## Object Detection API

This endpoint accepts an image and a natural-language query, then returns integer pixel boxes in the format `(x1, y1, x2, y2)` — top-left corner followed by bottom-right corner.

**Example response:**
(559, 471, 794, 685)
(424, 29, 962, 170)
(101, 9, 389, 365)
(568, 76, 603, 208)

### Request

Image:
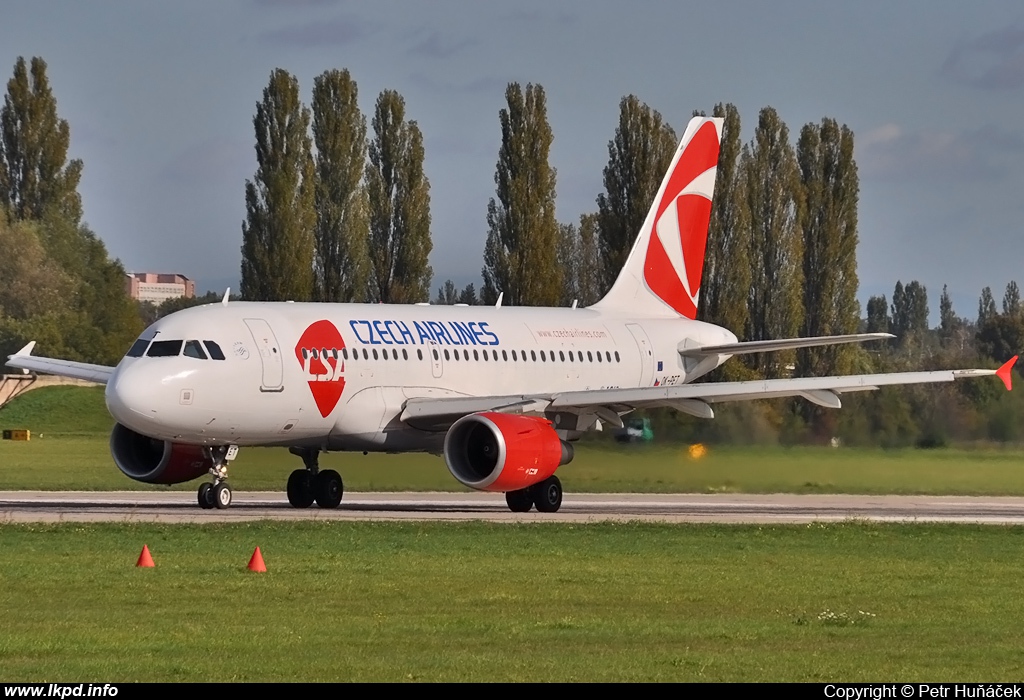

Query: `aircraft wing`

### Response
(401, 357, 1017, 429)
(4, 342, 115, 384)
(679, 332, 894, 357)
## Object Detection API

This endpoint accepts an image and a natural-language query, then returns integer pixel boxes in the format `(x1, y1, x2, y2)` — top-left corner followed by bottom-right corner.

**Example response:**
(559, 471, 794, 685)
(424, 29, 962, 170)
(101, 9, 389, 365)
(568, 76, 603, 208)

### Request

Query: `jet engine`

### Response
(110, 423, 213, 484)
(443, 412, 574, 492)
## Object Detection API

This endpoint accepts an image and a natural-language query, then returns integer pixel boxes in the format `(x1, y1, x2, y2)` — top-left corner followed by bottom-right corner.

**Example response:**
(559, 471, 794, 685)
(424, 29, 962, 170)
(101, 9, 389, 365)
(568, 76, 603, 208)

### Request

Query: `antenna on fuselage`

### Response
(495, 292, 503, 308)
(222, 288, 230, 306)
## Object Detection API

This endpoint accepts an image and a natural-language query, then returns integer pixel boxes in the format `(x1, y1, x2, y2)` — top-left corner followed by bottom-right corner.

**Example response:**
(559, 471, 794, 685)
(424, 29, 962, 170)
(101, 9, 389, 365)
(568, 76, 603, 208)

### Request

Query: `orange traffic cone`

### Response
(136, 544, 155, 568)
(247, 547, 266, 573)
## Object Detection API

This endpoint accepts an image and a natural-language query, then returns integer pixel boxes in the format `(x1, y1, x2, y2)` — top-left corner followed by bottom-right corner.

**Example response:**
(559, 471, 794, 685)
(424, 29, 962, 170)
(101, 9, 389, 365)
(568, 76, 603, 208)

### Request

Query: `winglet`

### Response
(14, 341, 36, 357)
(495, 292, 503, 308)
(996, 355, 1017, 391)
(222, 288, 230, 306)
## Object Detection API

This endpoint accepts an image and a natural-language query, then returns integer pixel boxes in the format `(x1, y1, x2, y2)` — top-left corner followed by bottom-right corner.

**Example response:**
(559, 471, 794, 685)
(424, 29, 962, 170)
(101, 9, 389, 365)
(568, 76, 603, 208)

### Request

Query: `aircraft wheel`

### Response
(198, 482, 215, 510)
(287, 469, 315, 508)
(531, 475, 563, 513)
(314, 469, 343, 509)
(505, 488, 534, 513)
(213, 482, 232, 509)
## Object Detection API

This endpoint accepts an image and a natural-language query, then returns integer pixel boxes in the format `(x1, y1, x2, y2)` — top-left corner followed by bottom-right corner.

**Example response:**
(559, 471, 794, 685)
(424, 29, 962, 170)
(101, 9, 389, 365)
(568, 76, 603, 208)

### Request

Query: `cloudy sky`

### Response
(2, 1, 1022, 322)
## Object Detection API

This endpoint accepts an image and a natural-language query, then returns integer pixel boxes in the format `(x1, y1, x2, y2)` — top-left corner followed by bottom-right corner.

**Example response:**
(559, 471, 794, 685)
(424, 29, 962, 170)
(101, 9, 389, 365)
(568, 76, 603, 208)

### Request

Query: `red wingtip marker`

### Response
(136, 544, 155, 568)
(996, 355, 1018, 391)
(248, 547, 267, 573)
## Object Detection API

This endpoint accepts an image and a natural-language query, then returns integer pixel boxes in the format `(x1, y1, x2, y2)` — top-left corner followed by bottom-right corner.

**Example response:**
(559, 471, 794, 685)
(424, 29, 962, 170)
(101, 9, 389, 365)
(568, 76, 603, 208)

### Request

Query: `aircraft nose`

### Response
(106, 363, 160, 428)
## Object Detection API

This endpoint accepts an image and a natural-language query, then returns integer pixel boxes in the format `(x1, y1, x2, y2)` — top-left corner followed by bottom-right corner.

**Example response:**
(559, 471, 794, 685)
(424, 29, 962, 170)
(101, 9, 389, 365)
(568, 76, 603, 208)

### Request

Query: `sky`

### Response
(1, 1, 1022, 324)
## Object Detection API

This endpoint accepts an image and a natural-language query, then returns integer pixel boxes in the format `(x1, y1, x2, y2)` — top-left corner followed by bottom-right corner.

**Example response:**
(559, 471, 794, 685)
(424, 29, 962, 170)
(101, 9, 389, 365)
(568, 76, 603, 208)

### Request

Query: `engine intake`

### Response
(444, 412, 573, 492)
(110, 423, 213, 484)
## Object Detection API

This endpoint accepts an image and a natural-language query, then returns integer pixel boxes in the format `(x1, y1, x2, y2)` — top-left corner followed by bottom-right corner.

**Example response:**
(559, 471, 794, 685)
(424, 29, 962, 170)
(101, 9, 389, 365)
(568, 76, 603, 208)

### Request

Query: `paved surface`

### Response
(2, 491, 1024, 524)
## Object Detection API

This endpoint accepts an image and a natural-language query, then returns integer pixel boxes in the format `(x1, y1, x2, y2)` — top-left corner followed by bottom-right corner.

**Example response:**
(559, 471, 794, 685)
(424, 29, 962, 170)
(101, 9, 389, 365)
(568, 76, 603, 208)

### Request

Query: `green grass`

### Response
(3, 386, 1024, 494)
(1, 521, 1023, 681)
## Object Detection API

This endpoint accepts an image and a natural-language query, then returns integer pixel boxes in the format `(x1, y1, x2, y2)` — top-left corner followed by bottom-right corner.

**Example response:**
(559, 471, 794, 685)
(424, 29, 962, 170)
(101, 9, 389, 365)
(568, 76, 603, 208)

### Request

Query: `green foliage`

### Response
(890, 280, 928, 347)
(482, 83, 561, 306)
(796, 118, 860, 379)
(240, 69, 316, 302)
(596, 95, 677, 294)
(365, 90, 432, 303)
(312, 69, 370, 303)
(866, 295, 889, 333)
(699, 103, 751, 333)
(741, 107, 804, 376)
(0, 57, 82, 224)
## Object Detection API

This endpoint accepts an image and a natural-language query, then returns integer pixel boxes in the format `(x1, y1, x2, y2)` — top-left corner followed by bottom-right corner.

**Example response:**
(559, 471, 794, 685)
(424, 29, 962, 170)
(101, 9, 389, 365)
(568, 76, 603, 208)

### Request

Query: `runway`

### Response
(2, 491, 1024, 524)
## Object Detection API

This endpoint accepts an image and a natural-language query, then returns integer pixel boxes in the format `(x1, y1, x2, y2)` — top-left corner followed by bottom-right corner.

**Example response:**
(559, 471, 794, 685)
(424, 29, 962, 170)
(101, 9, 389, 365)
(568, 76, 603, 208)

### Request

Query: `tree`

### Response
(741, 107, 804, 377)
(481, 83, 560, 306)
(1002, 281, 1021, 318)
(796, 117, 859, 377)
(434, 279, 458, 305)
(457, 283, 478, 306)
(240, 69, 316, 301)
(365, 90, 432, 303)
(866, 295, 890, 334)
(311, 69, 369, 303)
(939, 284, 961, 344)
(576, 213, 602, 307)
(698, 103, 750, 334)
(596, 95, 677, 293)
(978, 286, 997, 325)
(0, 57, 82, 224)
(557, 221, 580, 307)
(890, 280, 928, 343)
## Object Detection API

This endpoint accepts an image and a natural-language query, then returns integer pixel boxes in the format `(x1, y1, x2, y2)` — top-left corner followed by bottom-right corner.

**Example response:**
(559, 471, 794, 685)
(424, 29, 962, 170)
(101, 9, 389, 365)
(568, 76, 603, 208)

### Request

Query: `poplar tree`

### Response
(240, 69, 316, 301)
(576, 212, 601, 307)
(1002, 281, 1021, 318)
(891, 280, 928, 343)
(0, 56, 82, 224)
(312, 69, 369, 303)
(481, 82, 560, 306)
(698, 103, 750, 334)
(365, 89, 432, 304)
(796, 117, 859, 377)
(866, 295, 890, 334)
(978, 287, 997, 325)
(741, 107, 804, 377)
(435, 279, 458, 304)
(596, 95, 677, 293)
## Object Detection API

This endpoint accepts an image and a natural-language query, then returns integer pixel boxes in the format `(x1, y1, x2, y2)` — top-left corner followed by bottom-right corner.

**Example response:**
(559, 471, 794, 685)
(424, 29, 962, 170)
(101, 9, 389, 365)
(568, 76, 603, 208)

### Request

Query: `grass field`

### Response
(2, 385, 1024, 494)
(1, 521, 1023, 681)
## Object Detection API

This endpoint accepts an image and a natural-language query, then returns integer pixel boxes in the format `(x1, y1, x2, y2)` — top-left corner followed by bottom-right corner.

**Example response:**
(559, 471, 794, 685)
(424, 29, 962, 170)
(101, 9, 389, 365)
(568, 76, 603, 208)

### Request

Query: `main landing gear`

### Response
(198, 445, 238, 510)
(505, 475, 563, 513)
(286, 447, 343, 509)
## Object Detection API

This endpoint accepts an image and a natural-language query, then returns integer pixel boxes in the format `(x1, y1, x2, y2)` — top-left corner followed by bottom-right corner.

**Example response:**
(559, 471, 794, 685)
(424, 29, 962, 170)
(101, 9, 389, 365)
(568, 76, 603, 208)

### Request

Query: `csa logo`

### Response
(295, 320, 346, 418)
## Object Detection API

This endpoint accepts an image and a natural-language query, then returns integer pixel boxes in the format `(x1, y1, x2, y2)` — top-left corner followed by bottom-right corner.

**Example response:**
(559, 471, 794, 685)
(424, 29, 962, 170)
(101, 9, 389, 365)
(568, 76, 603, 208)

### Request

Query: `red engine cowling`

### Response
(444, 412, 573, 492)
(110, 423, 213, 484)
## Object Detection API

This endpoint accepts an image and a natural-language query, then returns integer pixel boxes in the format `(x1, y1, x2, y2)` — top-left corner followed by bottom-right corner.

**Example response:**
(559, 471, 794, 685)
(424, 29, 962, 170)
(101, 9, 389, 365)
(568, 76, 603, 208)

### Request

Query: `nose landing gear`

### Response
(197, 445, 238, 510)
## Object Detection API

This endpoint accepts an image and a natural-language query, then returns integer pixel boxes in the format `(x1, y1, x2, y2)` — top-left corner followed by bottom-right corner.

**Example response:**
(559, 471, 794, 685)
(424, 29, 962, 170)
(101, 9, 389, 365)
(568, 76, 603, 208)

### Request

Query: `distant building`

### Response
(125, 273, 195, 305)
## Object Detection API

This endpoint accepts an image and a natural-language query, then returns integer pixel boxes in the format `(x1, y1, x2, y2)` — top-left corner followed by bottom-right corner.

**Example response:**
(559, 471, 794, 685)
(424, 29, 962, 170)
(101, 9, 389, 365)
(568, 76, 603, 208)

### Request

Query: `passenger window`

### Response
(415, 349, 421, 360)
(204, 341, 226, 360)
(587, 351, 593, 362)
(464, 349, 470, 361)
(606, 351, 612, 362)
(512, 350, 517, 361)
(381, 348, 388, 361)
(597, 351, 603, 362)
(444, 349, 450, 361)
(147, 340, 183, 357)
(126, 339, 150, 357)
(540, 350, 546, 362)
(531, 351, 537, 362)
(342, 348, 349, 360)
(615, 351, 620, 362)
(502, 350, 508, 361)
(393, 349, 398, 360)
(578, 351, 584, 362)
(183, 340, 207, 360)
(568, 351, 574, 363)
(402, 349, 408, 360)
(559, 351, 565, 362)
(453, 349, 459, 361)
(432, 349, 439, 360)
(372, 349, 379, 360)
(473, 350, 479, 361)
(362, 349, 369, 360)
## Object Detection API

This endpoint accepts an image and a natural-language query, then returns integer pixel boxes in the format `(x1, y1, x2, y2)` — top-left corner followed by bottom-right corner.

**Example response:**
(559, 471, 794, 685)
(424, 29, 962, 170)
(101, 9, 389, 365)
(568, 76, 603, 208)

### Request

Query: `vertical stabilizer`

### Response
(592, 116, 723, 318)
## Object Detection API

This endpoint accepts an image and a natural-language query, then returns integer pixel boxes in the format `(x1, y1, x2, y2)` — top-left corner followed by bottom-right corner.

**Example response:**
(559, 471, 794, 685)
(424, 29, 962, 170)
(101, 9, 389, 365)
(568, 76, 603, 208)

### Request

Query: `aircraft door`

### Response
(626, 323, 655, 387)
(244, 318, 285, 392)
(428, 340, 443, 378)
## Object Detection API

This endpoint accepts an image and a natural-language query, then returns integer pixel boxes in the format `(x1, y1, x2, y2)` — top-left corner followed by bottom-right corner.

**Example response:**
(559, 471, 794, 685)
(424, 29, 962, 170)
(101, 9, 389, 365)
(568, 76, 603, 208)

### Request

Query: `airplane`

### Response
(5, 116, 1017, 512)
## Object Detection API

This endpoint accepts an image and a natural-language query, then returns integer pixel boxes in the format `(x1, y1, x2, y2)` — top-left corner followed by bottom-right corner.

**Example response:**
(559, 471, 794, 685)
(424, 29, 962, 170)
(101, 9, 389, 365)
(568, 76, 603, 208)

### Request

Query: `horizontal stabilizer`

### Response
(680, 333, 894, 357)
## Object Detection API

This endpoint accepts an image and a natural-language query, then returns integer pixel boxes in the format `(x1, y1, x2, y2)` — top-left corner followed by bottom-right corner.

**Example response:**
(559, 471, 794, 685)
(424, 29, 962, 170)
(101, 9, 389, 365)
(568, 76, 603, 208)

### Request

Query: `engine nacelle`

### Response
(110, 423, 213, 484)
(444, 412, 574, 492)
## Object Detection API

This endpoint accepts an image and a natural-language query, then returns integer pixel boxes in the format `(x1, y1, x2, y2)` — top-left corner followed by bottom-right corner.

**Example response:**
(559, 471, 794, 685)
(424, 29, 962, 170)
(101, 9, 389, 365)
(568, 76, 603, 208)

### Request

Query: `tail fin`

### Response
(592, 116, 723, 318)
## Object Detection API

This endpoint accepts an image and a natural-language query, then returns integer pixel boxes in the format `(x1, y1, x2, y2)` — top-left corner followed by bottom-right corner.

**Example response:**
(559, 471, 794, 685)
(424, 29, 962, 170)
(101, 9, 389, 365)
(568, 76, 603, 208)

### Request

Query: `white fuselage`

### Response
(105, 302, 736, 451)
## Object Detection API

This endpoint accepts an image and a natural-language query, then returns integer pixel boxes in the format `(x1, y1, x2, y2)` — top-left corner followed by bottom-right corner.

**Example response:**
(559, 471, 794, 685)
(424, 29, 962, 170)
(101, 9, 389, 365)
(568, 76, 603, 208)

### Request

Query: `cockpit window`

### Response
(126, 339, 150, 357)
(204, 340, 226, 361)
(183, 340, 208, 360)
(147, 340, 184, 357)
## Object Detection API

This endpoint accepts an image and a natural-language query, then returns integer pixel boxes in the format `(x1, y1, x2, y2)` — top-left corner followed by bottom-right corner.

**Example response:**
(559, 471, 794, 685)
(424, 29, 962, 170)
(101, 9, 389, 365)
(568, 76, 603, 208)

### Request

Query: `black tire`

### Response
(287, 469, 315, 508)
(531, 475, 563, 513)
(314, 469, 343, 509)
(198, 482, 215, 510)
(213, 481, 232, 510)
(505, 488, 534, 513)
